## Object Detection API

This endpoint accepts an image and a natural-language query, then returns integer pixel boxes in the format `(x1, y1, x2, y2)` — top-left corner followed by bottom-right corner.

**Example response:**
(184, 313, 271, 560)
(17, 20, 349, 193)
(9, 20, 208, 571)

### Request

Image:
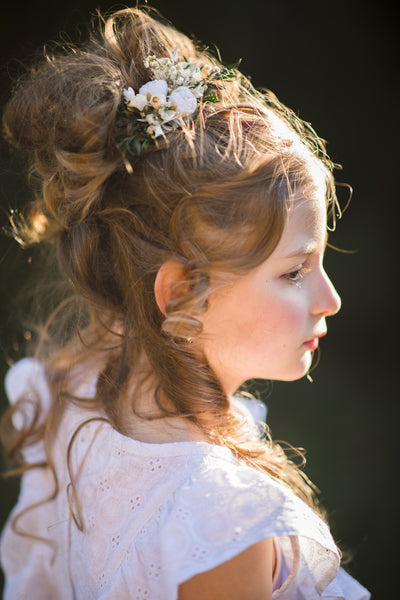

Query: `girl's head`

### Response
(3, 7, 340, 436)
(198, 190, 341, 394)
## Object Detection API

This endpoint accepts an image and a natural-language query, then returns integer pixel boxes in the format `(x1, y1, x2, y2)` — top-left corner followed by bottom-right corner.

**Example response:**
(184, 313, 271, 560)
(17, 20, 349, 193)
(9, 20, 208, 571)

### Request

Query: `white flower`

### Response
(147, 124, 164, 138)
(145, 113, 158, 125)
(150, 95, 167, 109)
(123, 87, 149, 111)
(193, 83, 206, 98)
(159, 108, 177, 123)
(187, 66, 202, 83)
(130, 94, 148, 111)
(123, 87, 136, 104)
(120, 49, 231, 154)
(139, 79, 168, 100)
(167, 46, 179, 62)
(169, 86, 197, 117)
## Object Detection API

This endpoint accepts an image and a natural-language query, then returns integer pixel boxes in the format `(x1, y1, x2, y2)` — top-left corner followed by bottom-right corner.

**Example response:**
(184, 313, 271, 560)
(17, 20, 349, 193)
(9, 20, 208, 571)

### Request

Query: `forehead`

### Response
(275, 193, 327, 257)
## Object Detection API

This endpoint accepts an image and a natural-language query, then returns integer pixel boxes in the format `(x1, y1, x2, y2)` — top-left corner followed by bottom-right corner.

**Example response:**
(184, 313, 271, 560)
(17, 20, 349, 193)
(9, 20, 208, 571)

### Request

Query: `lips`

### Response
(303, 332, 326, 351)
(303, 338, 319, 351)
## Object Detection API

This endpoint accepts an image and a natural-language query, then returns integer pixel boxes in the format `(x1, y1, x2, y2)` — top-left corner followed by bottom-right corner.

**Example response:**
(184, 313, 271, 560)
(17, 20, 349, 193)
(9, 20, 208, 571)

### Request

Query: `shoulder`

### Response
(178, 538, 274, 600)
(154, 451, 343, 596)
(4, 357, 98, 411)
(156, 451, 295, 589)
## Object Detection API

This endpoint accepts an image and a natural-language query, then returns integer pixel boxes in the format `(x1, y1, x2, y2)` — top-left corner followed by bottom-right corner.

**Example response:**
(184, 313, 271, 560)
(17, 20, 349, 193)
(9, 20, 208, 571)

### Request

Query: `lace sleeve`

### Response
(5, 358, 51, 425)
(4, 358, 52, 464)
(156, 455, 342, 598)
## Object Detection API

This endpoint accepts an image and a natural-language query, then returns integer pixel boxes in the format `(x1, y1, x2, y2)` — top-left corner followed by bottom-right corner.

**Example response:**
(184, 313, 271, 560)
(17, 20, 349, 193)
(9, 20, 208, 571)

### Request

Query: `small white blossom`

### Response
(191, 70, 203, 83)
(139, 80, 168, 100)
(185, 65, 201, 80)
(169, 86, 197, 117)
(193, 84, 206, 98)
(146, 124, 164, 138)
(167, 46, 179, 62)
(160, 108, 177, 123)
(145, 113, 158, 125)
(150, 95, 167, 109)
(123, 87, 136, 104)
(129, 94, 148, 111)
(202, 65, 213, 75)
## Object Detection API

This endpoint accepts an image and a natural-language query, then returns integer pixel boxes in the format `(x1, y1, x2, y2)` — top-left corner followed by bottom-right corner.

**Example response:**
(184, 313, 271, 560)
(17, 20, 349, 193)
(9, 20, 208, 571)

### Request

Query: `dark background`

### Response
(0, 0, 397, 597)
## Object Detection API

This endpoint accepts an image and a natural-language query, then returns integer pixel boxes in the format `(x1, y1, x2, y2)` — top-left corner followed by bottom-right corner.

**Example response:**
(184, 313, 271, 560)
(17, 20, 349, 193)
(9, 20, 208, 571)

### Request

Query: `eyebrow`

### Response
(283, 232, 329, 260)
(283, 245, 317, 259)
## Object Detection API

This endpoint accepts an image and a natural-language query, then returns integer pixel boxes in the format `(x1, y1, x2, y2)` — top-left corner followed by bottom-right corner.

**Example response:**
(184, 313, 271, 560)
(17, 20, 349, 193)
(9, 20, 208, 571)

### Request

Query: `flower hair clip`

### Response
(116, 47, 239, 160)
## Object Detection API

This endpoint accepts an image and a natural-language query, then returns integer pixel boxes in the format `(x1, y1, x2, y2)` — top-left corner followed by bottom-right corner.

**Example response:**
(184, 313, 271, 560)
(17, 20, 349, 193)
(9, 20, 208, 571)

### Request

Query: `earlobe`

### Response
(154, 261, 188, 316)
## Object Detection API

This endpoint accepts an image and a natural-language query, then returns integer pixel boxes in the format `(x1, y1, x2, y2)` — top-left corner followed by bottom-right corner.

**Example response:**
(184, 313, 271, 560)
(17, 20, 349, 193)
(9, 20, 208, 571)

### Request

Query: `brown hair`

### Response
(1, 7, 337, 523)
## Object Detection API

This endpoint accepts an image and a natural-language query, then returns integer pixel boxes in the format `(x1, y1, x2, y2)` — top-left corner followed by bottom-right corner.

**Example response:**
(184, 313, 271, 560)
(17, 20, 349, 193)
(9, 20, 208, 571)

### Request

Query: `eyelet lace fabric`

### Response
(1, 359, 370, 599)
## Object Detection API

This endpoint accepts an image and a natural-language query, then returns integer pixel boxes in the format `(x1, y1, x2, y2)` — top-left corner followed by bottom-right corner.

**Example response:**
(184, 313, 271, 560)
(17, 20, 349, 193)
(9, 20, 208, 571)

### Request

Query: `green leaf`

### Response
(134, 139, 142, 155)
(203, 94, 218, 103)
(126, 143, 136, 157)
(226, 59, 242, 70)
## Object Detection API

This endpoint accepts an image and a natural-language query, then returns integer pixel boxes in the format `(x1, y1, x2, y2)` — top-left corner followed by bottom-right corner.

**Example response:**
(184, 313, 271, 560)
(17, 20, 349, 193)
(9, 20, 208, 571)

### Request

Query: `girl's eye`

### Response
(282, 266, 310, 285)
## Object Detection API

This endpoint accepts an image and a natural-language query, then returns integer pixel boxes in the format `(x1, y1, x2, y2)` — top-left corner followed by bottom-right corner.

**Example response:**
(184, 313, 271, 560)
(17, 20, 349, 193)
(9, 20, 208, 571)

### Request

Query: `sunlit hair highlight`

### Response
(1, 6, 339, 532)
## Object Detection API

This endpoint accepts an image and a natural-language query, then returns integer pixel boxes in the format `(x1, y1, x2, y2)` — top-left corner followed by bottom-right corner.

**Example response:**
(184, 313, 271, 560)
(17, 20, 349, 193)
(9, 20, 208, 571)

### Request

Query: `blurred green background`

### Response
(0, 0, 397, 596)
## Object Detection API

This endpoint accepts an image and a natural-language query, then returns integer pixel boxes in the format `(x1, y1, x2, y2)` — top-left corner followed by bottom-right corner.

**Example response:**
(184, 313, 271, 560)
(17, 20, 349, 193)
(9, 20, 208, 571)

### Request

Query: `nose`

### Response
(312, 268, 341, 317)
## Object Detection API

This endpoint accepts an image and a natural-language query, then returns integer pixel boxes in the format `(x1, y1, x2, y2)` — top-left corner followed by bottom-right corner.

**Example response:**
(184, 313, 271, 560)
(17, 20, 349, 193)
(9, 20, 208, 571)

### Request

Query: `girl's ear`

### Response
(154, 261, 187, 316)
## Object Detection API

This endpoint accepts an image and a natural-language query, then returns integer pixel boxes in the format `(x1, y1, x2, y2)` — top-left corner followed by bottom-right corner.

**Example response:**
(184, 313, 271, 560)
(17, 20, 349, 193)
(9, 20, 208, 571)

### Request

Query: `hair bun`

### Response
(3, 8, 213, 240)
(3, 52, 124, 236)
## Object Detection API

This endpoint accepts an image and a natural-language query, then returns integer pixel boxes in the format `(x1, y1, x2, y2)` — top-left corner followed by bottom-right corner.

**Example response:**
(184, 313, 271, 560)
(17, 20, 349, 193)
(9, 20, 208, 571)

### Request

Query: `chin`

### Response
(236, 353, 313, 387)
(273, 355, 313, 382)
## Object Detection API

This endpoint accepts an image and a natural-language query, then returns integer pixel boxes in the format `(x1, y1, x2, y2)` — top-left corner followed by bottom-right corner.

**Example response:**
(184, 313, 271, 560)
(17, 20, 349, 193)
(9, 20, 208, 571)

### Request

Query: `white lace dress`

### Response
(1, 359, 370, 599)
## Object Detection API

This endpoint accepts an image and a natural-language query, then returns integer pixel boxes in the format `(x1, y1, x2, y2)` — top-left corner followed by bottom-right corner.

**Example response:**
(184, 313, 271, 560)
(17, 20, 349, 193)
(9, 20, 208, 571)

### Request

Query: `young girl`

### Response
(0, 7, 370, 599)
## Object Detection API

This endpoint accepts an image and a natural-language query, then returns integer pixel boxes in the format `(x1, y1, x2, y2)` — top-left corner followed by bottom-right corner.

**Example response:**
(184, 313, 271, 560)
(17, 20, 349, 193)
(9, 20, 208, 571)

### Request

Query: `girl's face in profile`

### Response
(200, 190, 341, 394)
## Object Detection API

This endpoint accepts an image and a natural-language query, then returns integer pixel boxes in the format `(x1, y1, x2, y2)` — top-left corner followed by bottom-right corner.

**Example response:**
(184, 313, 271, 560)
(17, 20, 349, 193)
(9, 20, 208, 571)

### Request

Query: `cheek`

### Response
(200, 282, 310, 387)
(202, 281, 307, 366)
(249, 289, 305, 347)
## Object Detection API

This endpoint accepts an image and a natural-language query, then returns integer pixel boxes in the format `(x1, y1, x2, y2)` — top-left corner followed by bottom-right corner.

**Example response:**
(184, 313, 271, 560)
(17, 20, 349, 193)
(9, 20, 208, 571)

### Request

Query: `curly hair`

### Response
(1, 7, 338, 522)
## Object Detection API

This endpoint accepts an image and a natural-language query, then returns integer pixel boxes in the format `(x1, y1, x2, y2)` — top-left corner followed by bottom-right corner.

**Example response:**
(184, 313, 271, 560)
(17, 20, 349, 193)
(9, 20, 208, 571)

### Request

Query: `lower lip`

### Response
(303, 338, 319, 351)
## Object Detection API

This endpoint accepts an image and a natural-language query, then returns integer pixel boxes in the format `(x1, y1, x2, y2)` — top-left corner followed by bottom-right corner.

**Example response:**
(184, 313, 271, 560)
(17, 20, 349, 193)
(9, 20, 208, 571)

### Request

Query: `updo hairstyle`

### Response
(2, 7, 337, 508)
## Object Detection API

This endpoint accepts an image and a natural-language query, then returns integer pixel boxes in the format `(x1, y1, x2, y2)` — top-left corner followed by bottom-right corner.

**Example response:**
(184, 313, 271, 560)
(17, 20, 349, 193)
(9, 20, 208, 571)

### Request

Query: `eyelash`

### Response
(282, 266, 310, 285)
